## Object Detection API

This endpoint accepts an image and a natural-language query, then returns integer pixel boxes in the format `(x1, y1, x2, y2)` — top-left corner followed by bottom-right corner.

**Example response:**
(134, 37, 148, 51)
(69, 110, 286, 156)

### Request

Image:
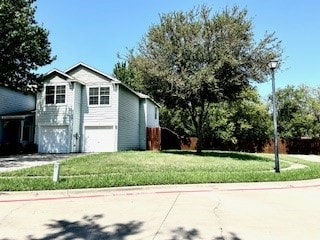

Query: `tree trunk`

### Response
(196, 129, 203, 154)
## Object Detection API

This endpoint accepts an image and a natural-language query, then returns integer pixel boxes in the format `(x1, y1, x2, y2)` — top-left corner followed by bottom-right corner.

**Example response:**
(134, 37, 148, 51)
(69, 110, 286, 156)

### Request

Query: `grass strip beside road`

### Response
(0, 150, 319, 191)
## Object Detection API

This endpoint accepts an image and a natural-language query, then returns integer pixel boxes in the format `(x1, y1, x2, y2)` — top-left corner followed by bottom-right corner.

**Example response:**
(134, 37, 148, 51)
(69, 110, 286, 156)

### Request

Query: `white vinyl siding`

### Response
(81, 85, 117, 125)
(80, 84, 118, 152)
(68, 66, 119, 152)
(138, 98, 160, 150)
(0, 86, 35, 115)
(67, 66, 109, 85)
(71, 82, 82, 152)
(35, 63, 159, 153)
(36, 79, 73, 125)
(139, 98, 147, 150)
(118, 86, 140, 151)
(146, 99, 160, 128)
(35, 76, 73, 150)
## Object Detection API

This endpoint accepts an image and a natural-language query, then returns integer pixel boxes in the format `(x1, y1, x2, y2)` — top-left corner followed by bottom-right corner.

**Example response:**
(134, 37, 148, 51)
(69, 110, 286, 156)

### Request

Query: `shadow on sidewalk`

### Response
(168, 227, 242, 240)
(3, 214, 242, 240)
(25, 214, 143, 240)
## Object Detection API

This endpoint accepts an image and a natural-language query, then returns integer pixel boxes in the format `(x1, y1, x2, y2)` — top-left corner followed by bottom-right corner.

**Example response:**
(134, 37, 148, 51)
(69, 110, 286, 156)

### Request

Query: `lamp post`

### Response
(269, 59, 280, 173)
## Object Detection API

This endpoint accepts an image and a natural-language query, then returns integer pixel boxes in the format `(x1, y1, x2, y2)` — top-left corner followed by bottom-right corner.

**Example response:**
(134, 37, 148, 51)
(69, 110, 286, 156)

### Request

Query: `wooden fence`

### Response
(263, 138, 320, 155)
(148, 127, 320, 154)
(147, 127, 161, 150)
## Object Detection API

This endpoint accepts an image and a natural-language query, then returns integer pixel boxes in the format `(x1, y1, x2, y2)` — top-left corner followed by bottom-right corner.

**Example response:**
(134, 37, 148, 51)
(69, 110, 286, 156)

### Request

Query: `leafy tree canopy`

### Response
(273, 85, 320, 138)
(209, 87, 272, 151)
(112, 61, 144, 92)
(0, 0, 55, 92)
(128, 5, 283, 152)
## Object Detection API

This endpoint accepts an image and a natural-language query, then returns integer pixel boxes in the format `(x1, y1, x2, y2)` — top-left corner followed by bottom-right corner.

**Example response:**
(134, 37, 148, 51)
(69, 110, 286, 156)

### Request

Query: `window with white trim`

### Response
(89, 87, 110, 105)
(45, 85, 66, 104)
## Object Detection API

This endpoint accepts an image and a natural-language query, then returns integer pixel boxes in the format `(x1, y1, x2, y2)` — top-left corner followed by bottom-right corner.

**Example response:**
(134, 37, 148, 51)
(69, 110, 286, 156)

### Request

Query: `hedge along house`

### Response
(0, 86, 36, 153)
(35, 62, 160, 153)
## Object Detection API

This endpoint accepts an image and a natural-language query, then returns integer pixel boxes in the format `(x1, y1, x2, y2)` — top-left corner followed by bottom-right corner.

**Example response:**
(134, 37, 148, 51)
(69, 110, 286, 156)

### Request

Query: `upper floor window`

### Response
(45, 85, 66, 104)
(89, 87, 110, 105)
(155, 107, 158, 120)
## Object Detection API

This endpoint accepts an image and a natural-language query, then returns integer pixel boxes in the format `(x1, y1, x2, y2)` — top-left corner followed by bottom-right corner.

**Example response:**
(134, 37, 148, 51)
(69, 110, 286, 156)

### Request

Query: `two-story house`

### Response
(35, 63, 160, 153)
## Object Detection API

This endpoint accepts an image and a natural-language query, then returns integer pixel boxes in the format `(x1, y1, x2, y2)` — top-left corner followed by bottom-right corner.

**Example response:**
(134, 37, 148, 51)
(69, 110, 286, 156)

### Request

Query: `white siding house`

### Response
(35, 63, 160, 153)
(0, 86, 36, 152)
(137, 93, 160, 149)
(118, 86, 140, 151)
(35, 70, 77, 153)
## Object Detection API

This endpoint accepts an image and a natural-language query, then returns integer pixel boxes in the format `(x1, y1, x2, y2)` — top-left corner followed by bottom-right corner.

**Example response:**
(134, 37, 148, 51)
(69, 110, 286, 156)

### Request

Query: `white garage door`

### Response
(39, 126, 69, 153)
(84, 126, 115, 152)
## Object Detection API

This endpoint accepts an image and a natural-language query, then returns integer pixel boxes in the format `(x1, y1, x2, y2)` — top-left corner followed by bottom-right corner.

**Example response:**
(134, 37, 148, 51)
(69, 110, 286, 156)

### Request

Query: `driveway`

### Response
(0, 153, 78, 172)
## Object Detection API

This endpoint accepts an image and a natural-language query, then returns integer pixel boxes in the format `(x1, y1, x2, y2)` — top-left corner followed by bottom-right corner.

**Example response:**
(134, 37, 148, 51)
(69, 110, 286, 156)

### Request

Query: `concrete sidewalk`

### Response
(291, 154, 320, 162)
(1, 180, 320, 240)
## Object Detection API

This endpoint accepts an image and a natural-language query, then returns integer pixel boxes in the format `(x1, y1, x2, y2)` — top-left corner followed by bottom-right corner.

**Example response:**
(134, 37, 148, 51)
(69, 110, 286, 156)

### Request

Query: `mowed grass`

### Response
(0, 150, 319, 191)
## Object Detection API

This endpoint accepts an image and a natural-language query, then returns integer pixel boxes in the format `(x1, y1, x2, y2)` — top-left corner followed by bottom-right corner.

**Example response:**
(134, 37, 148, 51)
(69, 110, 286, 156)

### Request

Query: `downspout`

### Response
(79, 84, 84, 152)
(114, 83, 119, 151)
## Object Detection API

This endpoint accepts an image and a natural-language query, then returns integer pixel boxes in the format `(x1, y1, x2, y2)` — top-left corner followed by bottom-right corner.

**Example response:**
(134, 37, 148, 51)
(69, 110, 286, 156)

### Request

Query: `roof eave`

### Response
(65, 62, 121, 83)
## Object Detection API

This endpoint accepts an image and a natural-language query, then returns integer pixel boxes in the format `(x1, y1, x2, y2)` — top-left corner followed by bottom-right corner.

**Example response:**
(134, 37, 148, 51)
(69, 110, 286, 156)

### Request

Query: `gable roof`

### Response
(136, 92, 161, 107)
(45, 68, 85, 85)
(65, 62, 161, 105)
(46, 69, 73, 80)
(65, 62, 121, 84)
(45, 62, 160, 107)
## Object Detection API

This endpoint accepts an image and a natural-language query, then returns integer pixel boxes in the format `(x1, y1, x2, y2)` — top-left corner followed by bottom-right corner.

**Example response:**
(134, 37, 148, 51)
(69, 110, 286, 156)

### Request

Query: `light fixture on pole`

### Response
(269, 59, 280, 173)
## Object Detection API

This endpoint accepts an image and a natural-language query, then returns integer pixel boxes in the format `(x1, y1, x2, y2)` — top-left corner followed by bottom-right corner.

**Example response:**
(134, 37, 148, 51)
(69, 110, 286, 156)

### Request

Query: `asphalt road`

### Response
(1, 180, 320, 240)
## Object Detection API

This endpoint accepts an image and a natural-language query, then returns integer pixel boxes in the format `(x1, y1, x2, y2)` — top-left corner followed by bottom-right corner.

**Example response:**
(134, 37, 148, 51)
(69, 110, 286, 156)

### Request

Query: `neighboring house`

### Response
(35, 62, 160, 153)
(0, 86, 36, 151)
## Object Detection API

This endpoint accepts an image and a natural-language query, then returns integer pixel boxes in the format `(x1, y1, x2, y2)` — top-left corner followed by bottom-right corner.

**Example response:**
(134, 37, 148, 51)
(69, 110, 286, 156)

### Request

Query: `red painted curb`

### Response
(1, 183, 319, 203)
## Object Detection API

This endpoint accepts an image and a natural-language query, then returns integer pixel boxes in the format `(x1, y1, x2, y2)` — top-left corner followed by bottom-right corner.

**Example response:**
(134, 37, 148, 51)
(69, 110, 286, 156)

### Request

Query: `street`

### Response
(1, 180, 320, 240)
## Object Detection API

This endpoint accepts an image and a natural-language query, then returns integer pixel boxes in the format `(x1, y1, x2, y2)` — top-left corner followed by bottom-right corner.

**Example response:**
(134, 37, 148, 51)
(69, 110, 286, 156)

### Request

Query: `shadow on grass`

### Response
(161, 150, 271, 162)
(26, 214, 143, 240)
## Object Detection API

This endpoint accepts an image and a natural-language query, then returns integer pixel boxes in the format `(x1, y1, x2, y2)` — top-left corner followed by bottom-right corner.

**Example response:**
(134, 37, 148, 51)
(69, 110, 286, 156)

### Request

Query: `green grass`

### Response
(0, 150, 319, 191)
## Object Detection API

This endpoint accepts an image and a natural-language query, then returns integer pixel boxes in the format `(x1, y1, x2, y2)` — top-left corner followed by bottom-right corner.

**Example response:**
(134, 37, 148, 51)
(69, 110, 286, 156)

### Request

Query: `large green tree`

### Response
(129, 5, 282, 152)
(158, 87, 272, 152)
(0, 0, 54, 92)
(209, 87, 272, 151)
(112, 61, 144, 92)
(273, 85, 320, 138)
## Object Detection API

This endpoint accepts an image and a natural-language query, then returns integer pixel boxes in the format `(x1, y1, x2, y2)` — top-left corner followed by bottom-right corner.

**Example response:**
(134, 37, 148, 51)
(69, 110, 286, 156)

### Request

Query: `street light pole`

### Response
(269, 60, 280, 173)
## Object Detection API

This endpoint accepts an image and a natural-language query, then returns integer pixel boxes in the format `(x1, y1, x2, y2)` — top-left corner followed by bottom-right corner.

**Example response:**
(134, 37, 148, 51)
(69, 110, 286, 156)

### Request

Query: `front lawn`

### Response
(0, 150, 319, 191)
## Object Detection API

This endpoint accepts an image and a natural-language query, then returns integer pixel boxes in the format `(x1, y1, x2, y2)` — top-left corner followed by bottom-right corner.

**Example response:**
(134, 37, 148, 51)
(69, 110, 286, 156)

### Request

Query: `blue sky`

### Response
(35, 0, 320, 99)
